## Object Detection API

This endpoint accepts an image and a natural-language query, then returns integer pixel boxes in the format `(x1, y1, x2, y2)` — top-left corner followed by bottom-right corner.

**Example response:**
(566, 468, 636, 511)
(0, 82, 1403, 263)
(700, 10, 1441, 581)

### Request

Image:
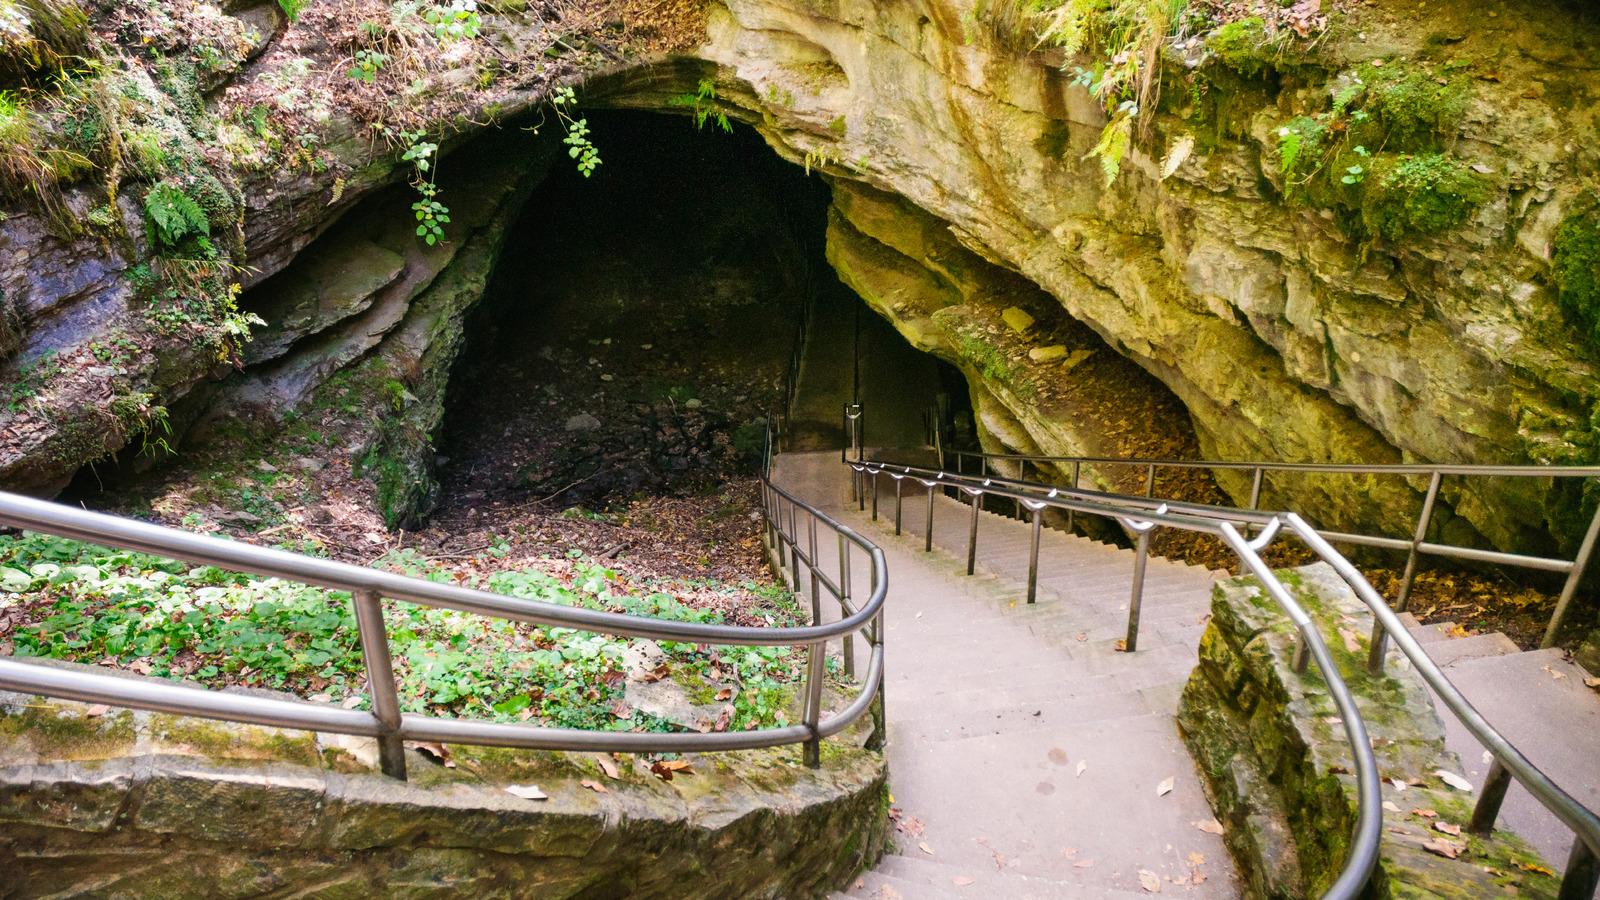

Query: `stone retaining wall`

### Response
(0, 660, 888, 899)
(1178, 563, 1560, 899)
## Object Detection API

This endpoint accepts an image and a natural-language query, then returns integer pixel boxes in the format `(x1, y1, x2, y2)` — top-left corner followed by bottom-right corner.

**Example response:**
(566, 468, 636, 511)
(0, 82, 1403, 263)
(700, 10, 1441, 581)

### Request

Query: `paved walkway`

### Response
(771, 452, 1238, 898)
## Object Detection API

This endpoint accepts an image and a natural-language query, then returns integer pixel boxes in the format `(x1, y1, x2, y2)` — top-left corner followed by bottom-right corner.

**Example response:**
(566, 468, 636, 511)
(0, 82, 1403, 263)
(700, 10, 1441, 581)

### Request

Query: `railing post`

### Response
(1125, 528, 1151, 652)
(352, 588, 406, 781)
(789, 501, 801, 591)
(967, 490, 981, 575)
(1559, 837, 1600, 900)
(808, 512, 821, 623)
(1541, 500, 1600, 649)
(871, 470, 879, 521)
(1145, 463, 1156, 498)
(839, 533, 854, 679)
(1370, 470, 1444, 672)
(802, 639, 825, 768)
(1468, 758, 1513, 835)
(1027, 505, 1043, 604)
(1249, 466, 1264, 511)
(1396, 470, 1444, 613)
(1068, 461, 1079, 533)
(925, 484, 935, 552)
(894, 476, 903, 536)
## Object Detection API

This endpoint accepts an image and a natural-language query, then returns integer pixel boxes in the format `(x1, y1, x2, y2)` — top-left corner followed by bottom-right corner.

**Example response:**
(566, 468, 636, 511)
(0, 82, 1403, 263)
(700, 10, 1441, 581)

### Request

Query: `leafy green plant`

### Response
(1340, 145, 1369, 185)
(551, 86, 601, 177)
(669, 78, 731, 132)
(421, 0, 481, 41)
(143, 182, 210, 256)
(347, 48, 389, 82)
(0, 533, 814, 731)
(277, 0, 310, 24)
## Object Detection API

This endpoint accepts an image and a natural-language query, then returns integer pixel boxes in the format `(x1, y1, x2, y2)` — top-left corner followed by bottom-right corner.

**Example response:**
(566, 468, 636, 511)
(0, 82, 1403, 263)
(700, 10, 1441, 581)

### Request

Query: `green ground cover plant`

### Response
(0, 532, 817, 732)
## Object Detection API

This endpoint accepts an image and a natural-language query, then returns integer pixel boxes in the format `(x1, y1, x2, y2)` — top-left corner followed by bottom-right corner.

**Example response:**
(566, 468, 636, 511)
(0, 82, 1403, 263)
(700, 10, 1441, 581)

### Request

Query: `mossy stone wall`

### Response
(0, 660, 888, 899)
(1177, 564, 1560, 899)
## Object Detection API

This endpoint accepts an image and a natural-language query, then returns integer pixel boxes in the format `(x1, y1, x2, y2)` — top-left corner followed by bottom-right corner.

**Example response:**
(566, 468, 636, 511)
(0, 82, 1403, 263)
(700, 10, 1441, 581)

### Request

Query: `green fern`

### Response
(144, 182, 209, 250)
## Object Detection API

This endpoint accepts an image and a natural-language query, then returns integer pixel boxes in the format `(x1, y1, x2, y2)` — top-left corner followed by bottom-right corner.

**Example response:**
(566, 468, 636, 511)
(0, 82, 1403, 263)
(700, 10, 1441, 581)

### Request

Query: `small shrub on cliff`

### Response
(1553, 194, 1600, 349)
(1367, 66, 1468, 152)
(1358, 153, 1487, 241)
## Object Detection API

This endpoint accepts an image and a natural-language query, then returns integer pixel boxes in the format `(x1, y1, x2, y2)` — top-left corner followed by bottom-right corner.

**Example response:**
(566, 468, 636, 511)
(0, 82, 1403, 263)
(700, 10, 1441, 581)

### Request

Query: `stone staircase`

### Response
(773, 450, 1600, 897)
(771, 453, 1240, 898)
(1397, 612, 1600, 872)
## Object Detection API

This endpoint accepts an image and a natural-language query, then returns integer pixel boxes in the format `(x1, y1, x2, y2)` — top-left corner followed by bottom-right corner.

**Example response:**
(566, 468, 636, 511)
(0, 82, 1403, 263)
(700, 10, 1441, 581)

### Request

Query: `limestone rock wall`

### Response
(605, 0, 1600, 556)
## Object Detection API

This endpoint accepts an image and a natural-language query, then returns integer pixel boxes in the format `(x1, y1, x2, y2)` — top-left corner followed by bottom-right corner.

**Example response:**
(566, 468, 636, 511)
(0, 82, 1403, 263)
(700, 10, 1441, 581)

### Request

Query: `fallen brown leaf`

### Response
(412, 741, 456, 768)
(594, 753, 620, 779)
(1422, 839, 1461, 859)
(85, 704, 111, 717)
(715, 687, 733, 701)
(1139, 869, 1162, 892)
(919, 841, 934, 855)
(1413, 809, 1438, 818)
(1434, 822, 1462, 836)
(1188, 852, 1204, 866)
(1073, 859, 1095, 868)
(1195, 818, 1225, 835)
(1382, 801, 1402, 813)
(952, 876, 974, 886)
(1156, 776, 1175, 796)
(580, 779, 609, 793)
(1076, 760, 1087, 777)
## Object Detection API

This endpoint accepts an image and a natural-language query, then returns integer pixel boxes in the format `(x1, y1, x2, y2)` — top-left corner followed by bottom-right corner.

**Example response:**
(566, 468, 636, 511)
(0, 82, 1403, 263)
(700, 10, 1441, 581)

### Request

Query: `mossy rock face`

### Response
(1554, 192, 1600, 353)
(1177, 563, 1560, 900)
(0, 660, 888, 899)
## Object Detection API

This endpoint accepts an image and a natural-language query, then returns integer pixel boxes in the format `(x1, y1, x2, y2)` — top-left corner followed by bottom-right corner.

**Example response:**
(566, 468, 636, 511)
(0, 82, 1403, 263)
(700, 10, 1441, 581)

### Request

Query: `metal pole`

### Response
(1145, 463, 1156, 498)
(839, 533, 854, 678)
(925, 484, 935, 552)
(808, 512, 820, 623)
(1397, 470, 1444, 612)
(967, 491, 981, 575)
(352, 589, 406, 781)
(1249, 466, 1264, 510)
(894, 476, 903, 536)
(1125, 529, 1151, 652)
(1068, 461, 1079, 533)
(1371, 470, 1443, 671)
(789, 501, 801, 592)
(1468, 758, 1514, 835)
(1542, 500, 1600, 649)
(802, 642, 825, 768)
(1027, 506, 1042, 604)
(871, 470, 878, 521)
(1559, 837, 1600, 900)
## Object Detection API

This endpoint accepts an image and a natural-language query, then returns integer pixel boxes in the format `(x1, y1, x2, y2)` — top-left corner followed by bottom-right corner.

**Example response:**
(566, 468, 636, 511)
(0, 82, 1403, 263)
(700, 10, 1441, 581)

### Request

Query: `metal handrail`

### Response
(0, 477, 887, 778)
(859, 434, 1600, 898)
(943, 447, 1600, 650)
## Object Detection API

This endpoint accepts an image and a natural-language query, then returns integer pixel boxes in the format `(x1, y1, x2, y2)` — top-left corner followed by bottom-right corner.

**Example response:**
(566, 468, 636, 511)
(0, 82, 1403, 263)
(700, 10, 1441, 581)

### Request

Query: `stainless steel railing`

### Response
(853, 414, 1600, 899)
(0, 474, 887, 779)
(943, 447, 1600, 650)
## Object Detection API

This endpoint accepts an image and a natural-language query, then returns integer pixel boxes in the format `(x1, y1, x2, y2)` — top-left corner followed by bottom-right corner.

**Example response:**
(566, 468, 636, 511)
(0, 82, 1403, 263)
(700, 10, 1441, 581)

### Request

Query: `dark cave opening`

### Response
(435, 109, 971, 515)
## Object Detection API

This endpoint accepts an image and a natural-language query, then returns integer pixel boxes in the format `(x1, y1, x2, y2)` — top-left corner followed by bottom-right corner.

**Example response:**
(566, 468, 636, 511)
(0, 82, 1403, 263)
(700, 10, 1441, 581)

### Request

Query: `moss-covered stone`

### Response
(0, 671, 888, 899)
(1178, 563, 1561, 899)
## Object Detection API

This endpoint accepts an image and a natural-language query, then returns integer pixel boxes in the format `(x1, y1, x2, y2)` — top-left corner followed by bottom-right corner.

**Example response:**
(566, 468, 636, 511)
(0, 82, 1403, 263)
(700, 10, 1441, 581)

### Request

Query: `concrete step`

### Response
(1407, 618, 1462, 644)
(1428, 648, 1600, 870)
(1424, 631, 1521, 667)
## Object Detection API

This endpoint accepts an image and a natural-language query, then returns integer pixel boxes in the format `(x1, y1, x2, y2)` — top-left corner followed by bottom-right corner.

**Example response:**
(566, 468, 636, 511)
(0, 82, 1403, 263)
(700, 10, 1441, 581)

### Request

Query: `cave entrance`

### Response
(436, 110, 955, 518)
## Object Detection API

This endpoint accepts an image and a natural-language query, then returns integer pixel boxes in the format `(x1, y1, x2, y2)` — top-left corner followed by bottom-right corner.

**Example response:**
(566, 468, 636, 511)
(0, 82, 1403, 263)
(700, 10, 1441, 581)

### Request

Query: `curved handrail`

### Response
(939, 443, 1600, 650)
(0, 477, 888, 771)
(856, 449, 1600, 897)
